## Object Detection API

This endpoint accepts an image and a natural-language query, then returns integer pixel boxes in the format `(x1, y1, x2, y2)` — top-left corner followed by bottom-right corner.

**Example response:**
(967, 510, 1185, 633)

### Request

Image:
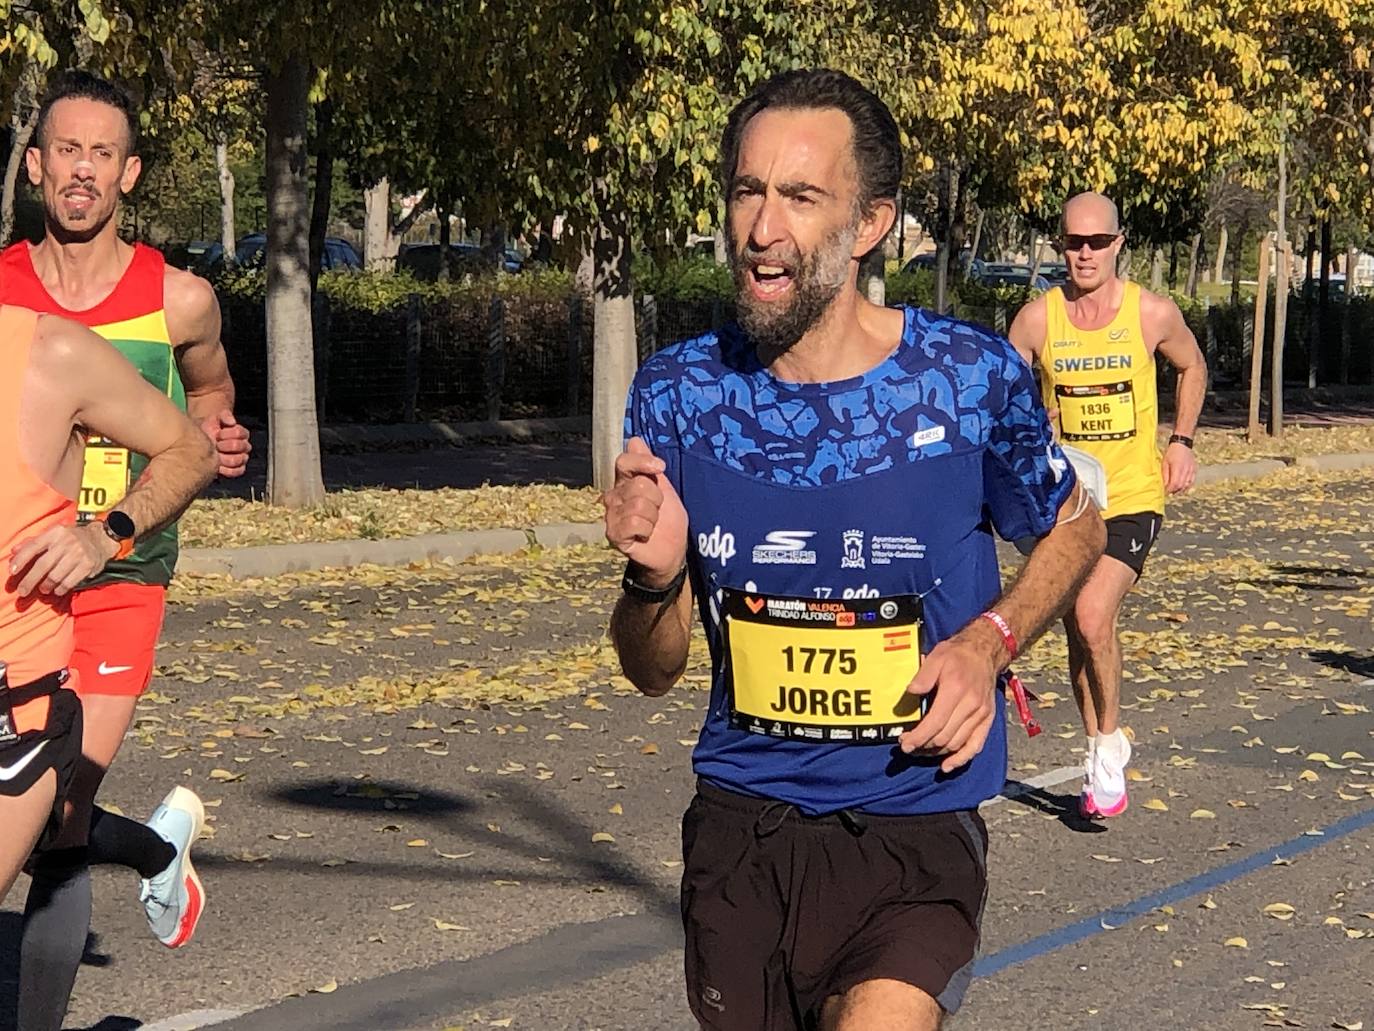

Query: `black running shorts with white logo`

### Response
(1104, 510, 1163, 578)
(681, 780, 988, 1030)
(0, 681, 83, 851)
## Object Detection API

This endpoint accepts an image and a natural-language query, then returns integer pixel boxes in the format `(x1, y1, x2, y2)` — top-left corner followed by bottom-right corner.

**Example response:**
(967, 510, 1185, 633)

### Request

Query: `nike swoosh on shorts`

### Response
(0, 739, 49, 781)
(98, 662, 135, 675)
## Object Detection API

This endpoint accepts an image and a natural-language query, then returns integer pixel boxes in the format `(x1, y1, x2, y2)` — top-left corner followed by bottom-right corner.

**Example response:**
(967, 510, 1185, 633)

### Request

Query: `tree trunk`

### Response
(1270, 139, 1289, 438)
(933, 163, 953, 314)
(968, 207, 986, 266)
(307, 97, 334, 295)
(712, 228, 727, 265)
(1185, 233, 1203, 298)
(1167, 243, 1179, 290)
(1150, 248, 1164, 291)
(1230, 217, 1247, 306)
(1213, 225, 1228, 284)
(363, 178, 390, 269)
(263, 55, 325, 508)
(1314, 218, 1331, 388)
(591, 203, 636, 491)
(1342, 243, 1356, 384)
(2, 98, 39, 246)
(436, 205, 452, 282)
(1247, 235, 1270, 443)
(215, 138, 236, 261)
(948, 166, 967, 279)
(896, 189, 908, 265)
(861, 248, 885, 306)
(481, 221, 507, 274)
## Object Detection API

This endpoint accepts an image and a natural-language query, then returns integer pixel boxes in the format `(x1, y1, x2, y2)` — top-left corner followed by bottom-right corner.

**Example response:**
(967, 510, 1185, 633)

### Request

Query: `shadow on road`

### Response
(1002, 783, 1108, 834)
(264, 776, 676, 916)
(1309, 649, 1374, 679)
(1254, 563, 1374, 593)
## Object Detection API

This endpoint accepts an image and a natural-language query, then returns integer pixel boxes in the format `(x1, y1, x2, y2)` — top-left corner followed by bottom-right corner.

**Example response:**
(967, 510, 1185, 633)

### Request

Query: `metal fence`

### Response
(220, 290, 1374, 424)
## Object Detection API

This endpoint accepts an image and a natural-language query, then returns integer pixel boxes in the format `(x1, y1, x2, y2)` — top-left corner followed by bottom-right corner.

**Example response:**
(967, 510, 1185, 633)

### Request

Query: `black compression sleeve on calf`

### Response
(19, 847, 91, 1031)
(88, 805, 176, 878)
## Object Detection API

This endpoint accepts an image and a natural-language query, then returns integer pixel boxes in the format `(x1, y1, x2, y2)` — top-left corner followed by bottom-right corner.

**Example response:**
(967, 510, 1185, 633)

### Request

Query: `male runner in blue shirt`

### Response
(603, 69, 1105, 1030)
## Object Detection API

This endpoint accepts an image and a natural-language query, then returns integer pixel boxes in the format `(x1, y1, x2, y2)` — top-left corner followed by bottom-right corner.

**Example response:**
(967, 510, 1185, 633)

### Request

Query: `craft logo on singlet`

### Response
(841, 529, 865, 569)
(752, 530, 817, 566)
(697, 525, 736, 566)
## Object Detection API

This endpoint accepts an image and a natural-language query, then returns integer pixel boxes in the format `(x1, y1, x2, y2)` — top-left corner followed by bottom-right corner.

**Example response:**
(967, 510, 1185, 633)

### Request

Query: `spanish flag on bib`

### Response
(1037, 282, 1165, 520)
(0, 242, 185, 586)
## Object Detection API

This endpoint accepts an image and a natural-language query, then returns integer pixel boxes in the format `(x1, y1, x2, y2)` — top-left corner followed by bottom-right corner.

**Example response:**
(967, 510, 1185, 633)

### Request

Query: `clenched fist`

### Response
(602, 437, 688, 586)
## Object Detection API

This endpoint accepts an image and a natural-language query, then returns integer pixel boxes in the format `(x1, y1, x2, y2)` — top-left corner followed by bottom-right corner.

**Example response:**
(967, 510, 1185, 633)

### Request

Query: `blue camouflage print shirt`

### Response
(626, 306, 1075, 814)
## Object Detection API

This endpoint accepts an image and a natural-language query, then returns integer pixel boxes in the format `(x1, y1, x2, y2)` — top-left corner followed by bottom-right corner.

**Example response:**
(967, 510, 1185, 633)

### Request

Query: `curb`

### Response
(178, 451, 1374, 580)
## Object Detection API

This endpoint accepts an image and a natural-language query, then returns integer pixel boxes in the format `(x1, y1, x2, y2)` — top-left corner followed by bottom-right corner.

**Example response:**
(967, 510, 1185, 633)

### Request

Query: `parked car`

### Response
(1300, 272, 1348, 300)
(234, 233, 363, 271)
(1039, 262, 1070, 286)
(976, 263, 1051, 291)
(397, 242, 523, 280)
(164, 240, 224, 274)
(901, 250, 985, 278)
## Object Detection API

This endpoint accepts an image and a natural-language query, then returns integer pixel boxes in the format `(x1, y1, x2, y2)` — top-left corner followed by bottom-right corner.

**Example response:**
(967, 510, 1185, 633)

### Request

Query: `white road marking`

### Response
(981, 765, 1082, 809)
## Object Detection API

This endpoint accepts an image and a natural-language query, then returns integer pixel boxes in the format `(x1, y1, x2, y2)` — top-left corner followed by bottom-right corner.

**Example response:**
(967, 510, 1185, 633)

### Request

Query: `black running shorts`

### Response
(681, 780, 988, 1030)
(0, 673, 83, 852)
(1104, 511, 1163, 578)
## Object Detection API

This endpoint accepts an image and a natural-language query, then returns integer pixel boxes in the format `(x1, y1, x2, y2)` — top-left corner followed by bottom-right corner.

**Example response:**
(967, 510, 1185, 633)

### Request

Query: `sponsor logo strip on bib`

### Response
(1056, 381, 1137, 442)
(723, 588, 924, 744)
(79, 436, 131, 518)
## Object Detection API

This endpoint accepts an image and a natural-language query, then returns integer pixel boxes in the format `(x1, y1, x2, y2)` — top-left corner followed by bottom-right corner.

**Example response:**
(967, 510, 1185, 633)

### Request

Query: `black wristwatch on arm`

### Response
(621, 561, 688, 604)
(1168, 433, 1194, 449)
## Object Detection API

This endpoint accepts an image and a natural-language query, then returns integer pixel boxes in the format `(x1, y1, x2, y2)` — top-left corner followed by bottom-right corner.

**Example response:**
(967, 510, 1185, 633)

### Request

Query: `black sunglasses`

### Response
(1061, 233, 1121, 252)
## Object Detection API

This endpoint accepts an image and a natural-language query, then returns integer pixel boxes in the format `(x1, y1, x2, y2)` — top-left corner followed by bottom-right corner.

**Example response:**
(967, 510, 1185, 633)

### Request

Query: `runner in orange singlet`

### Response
(0, 70, 249, 1031)
(0, 302, 214, 901)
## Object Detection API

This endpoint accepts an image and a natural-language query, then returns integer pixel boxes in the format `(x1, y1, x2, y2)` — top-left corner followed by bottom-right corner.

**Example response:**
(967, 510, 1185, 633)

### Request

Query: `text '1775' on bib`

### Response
(722, 588, 924, 744)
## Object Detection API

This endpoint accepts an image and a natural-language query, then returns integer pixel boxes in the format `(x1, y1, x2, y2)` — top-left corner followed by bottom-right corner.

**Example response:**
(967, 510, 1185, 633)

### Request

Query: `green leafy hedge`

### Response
(212, 266, 576, 314)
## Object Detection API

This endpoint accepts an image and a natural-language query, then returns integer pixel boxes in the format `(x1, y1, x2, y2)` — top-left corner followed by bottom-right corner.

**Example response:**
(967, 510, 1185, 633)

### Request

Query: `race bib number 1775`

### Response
(723, 588, 924, 745)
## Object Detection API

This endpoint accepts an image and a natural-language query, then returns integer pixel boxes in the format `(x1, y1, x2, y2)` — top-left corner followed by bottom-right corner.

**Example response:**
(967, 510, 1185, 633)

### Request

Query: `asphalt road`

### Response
(3, 467, 1374, 1031)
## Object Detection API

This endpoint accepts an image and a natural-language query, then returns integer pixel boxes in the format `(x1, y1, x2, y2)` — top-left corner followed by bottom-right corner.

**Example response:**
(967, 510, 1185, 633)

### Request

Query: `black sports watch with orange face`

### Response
(97, 510, 136, 561)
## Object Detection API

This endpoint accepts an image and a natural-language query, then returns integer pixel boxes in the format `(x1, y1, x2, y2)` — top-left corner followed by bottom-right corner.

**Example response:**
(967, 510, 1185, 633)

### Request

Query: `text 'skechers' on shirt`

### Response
(626, 306, 1076, 816)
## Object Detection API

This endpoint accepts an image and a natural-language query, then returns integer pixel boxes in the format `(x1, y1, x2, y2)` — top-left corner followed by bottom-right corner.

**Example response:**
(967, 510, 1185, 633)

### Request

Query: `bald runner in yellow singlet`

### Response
(1009, 192, 1207, 820)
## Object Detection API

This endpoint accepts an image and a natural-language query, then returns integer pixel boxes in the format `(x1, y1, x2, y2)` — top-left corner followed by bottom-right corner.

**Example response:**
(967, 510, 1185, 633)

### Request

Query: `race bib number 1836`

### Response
(1056, 381, 1137, 442)
(723, 588, 924, 745)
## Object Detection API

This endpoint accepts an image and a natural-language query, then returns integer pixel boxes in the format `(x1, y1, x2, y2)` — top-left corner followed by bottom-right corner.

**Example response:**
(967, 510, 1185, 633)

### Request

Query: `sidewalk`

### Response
(180, 450, 1374, 579)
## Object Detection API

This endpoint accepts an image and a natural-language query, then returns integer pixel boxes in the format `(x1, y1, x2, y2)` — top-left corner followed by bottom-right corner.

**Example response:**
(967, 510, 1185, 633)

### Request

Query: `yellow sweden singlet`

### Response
(1039, 282, 1165, 520)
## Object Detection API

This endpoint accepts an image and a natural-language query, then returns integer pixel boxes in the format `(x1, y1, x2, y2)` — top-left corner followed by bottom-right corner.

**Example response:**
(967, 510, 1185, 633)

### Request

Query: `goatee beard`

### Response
(730, 224, 857, 363)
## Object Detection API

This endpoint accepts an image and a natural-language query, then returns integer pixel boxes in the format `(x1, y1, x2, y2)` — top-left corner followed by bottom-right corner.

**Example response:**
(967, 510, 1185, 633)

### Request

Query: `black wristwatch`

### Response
(98, 509, 136, 560)
(1168, 433, 1194, 449)
(621, 562, 688, 604)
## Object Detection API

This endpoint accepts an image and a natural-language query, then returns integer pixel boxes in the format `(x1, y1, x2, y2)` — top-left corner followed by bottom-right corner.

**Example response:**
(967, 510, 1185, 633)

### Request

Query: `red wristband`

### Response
(979, 610, 1018, 660)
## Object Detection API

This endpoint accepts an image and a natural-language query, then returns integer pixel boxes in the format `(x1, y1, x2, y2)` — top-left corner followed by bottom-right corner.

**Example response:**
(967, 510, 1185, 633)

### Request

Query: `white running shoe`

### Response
(1089, 729, 1132, 819)
(140, 786, 207, 948)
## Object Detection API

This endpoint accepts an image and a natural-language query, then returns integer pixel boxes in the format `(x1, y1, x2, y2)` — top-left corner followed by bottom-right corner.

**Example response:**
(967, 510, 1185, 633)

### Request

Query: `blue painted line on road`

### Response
(977, 802, 1374, 977)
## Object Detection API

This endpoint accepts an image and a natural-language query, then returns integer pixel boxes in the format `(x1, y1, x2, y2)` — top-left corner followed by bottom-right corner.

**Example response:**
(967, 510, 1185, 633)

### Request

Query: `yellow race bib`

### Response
(79, 437, 131, 518)
(1056, 381, 1137, 442)
(723, 589, 924, 744)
